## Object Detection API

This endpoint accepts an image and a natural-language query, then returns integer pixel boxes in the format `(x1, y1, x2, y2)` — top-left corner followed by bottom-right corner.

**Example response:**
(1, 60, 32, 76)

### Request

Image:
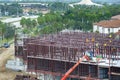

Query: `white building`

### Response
(69, 0, 103, 7)
(93, 20, 120, 34)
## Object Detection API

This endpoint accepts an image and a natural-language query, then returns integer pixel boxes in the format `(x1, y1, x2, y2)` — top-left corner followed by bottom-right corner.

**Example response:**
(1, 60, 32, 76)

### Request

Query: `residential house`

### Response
(93, 20, 120, 34)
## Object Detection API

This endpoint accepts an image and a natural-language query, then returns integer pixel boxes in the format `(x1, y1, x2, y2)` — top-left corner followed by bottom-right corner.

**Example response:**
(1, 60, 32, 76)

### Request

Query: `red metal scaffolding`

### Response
(15, 32, 120, 80)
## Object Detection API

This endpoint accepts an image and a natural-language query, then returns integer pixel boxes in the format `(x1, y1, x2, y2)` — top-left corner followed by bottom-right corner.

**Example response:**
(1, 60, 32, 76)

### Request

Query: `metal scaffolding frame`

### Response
(15, 32, 120, 80)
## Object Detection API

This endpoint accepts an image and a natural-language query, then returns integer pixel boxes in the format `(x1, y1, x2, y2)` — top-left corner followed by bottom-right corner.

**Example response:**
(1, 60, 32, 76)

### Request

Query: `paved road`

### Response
(1, 15, 38, 28)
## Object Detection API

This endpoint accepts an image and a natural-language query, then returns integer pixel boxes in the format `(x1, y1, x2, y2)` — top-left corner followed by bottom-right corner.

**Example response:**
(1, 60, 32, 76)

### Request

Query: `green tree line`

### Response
(20, 3, 120, 35)
(0, 3, 23, 16)
(0, 21, 15, 42)
(37, 4, 120, 34)
(20, 18, 38, 36)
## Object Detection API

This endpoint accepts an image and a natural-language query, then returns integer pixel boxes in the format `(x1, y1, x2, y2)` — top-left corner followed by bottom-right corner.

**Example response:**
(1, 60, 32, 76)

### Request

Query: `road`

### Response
(1, 15, 38, 28)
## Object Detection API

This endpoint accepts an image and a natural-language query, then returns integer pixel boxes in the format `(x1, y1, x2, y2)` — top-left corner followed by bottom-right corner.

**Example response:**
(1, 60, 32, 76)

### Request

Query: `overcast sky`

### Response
(0, 0, 120, 3)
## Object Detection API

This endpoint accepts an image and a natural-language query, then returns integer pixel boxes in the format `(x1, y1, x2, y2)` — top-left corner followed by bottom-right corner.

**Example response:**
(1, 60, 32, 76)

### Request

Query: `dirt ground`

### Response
(0, 44, 37, 80)
(0, 44, 14, 71)
(0, 44, 23, 80)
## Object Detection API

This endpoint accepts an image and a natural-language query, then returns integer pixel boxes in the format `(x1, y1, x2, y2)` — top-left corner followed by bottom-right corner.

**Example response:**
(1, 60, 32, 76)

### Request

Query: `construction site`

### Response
(15, 31, 120, 80)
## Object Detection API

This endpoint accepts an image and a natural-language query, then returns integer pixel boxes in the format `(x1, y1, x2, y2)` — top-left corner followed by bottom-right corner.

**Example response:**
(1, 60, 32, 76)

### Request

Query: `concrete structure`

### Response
(93, 20, 120, 34)
(5, 58, 26, 71)
(15, 31, 120, 80)
(69, 0, 103, 7)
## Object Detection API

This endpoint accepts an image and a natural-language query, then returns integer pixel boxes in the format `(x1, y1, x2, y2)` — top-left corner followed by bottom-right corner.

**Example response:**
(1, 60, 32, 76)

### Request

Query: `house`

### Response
(93, 20, 120, 34)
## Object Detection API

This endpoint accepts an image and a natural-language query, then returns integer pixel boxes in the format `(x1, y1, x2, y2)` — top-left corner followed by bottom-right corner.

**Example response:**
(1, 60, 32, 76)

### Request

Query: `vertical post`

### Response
(78, 62, 80, 78)
(48, 45, 50, 58)
(117, 46, 118, 61)
(97, 64, 99, 79)
(108, 46, 111, 80)
(34, 58, 36, 78)
(92, 38, 95, 56)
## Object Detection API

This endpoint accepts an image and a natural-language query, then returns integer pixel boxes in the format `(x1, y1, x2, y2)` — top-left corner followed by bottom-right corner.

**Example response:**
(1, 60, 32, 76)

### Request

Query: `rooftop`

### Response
(69, 0, 103, 7)
(94, 20, 120, 28)
(111, 15, 120, 20)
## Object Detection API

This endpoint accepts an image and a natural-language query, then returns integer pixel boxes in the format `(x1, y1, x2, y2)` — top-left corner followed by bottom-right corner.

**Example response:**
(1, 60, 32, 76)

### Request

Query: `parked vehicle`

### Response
(3, 43, 10, 48)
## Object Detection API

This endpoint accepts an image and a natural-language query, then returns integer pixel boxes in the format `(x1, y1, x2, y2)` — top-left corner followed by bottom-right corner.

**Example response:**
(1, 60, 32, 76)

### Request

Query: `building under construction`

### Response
(15, 31, 120, 80)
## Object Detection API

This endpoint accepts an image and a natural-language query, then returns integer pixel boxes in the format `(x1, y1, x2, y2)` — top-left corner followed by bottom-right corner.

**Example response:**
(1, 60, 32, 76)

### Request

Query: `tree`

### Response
(4, 24, 15, 40)
(0, 22, 15, 42)
(21, 4, 120, 35)
(37, 16, 46, 25)
(49, 2, 69, 12)
(0, 21, 5, 40)
(32, 20, 37, 27)
(0, 3, 23, 16)
(20, 17, 26, 27)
